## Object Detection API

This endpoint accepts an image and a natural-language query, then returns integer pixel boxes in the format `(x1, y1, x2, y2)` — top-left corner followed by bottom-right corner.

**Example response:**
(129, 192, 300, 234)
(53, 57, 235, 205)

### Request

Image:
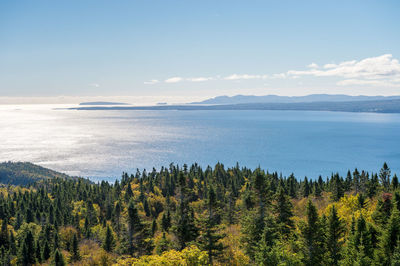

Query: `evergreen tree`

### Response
(161, 210, 171, 232)
(381, 208, 400, 265)
(331, 174, 344, 201)
(254, 215, 279, 265)
(273, 186, 294, 236)
(42, 240, 51, 261)
(393, 174, 399, 190)
(198, 186, 225, 265)
(326, 205, 345, 264)
(127, 200, 152, 256)
(69, 233, 80, 262)
(300, 200, 325, 266)
(17, 230, 36, 266)
(174, 172, 198, 250)
(303, 177, 310, 198)
(380, 162, 391, 192)
(0, 219, 8, 249)
(53, 249, 65, 266)
(103, 225, 115, 252)
(392, 238, 400, 266)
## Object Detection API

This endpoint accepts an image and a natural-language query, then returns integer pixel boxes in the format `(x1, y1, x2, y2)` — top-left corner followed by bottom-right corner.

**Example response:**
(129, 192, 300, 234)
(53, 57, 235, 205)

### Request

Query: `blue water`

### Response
(1, 106, 399, 181)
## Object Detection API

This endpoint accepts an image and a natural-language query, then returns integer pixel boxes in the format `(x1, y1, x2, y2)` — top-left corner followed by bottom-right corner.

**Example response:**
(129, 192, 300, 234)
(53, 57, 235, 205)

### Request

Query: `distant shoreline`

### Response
(68, 99, 400, 113)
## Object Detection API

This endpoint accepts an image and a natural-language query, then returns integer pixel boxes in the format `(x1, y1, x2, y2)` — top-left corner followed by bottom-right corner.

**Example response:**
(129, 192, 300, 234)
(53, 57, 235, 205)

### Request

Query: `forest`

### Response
(0, 162, 399, 265)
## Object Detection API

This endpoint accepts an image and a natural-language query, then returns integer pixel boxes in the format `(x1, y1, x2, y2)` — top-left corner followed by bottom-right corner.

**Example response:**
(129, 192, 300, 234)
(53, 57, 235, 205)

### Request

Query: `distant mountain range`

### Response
(191, 94, 400, 105)
(79, 101, 128, 106)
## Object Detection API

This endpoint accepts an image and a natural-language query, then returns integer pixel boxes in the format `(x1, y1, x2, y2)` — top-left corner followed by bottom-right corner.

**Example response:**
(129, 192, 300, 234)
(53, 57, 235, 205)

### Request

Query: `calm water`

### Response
(1, 105, 399, 182)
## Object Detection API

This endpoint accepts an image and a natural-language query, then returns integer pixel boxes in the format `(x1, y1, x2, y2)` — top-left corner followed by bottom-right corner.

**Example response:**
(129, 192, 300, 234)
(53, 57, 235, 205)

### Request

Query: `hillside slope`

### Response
(0, 161, 73, 186)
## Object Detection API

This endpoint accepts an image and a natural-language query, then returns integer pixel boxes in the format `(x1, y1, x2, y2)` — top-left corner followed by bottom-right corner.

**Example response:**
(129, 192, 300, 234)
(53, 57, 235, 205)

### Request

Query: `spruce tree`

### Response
(174, 172, 198, 250)
(326, 205, 345, 264)
(53, 249, 65, 266)
(17, 230, 36, 266)
(381, 208, 400, 264)
(69, 233, 80, 262)
(300, 200, 326, 266)
(103, 225, 115, 252)
(42, 240, 51, 261)
(331, 174, 344, 201)
(198, 186, 225, 265)
(273, 186, 294, 236)
(380, 162, 391, 192)
(393, 174, 399, 190)
(127, 200, 152, 256)
(303, 177, 310, 197)
(0, 219, 8, 249)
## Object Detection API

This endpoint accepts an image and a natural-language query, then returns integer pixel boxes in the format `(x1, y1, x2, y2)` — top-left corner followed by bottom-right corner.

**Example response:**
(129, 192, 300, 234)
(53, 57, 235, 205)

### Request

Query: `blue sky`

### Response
(1, 0, 400, 102)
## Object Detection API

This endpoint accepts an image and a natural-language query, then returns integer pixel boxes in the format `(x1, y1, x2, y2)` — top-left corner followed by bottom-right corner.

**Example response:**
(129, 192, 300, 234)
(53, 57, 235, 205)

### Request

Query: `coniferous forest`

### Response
(0, 162, 399, 265)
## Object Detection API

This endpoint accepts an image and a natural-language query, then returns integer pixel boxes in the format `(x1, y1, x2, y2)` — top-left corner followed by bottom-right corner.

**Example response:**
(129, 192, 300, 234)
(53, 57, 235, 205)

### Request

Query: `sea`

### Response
(1, 104, 399, 182)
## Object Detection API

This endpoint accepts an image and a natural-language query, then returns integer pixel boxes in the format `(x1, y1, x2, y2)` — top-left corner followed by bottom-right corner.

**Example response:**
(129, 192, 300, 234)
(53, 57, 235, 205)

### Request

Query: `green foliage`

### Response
(300, 200, 326, 266)
(1, 162, 400, 265)
(103, 225, 115, 252)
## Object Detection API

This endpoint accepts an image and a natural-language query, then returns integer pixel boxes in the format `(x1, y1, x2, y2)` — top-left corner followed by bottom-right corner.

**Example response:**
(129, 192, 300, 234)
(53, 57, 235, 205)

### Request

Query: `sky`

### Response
(1, 0, 400, 104)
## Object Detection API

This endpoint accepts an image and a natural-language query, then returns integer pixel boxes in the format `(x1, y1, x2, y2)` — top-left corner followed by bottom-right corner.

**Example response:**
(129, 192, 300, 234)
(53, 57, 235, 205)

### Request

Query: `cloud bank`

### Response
(145, 54, 400, 88)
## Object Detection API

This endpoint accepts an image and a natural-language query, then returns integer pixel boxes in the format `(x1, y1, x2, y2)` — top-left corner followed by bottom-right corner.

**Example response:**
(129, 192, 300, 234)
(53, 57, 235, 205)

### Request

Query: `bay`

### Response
(1, 105, 399, 182)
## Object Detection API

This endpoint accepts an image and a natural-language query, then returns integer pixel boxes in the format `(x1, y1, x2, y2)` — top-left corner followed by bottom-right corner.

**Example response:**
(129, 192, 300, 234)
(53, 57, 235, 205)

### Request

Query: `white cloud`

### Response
(89, 83, 100, 88)
(144, 79, 159, 85)
(271, 73, 286, 79)
(337, 79, 399, 87)
(288, 54, 400, 80)
(148, 55, 400, 89)
(308, 63, 318, 68)
(186, 77, 214, 82)
(223, 74, 269, 80)
(165, 77, 183, 83)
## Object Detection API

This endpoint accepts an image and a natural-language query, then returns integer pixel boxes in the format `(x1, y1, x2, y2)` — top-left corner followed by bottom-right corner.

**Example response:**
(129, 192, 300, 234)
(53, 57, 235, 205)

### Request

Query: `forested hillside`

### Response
(0, 162, 399, 265)
(0, 162, 73, 186)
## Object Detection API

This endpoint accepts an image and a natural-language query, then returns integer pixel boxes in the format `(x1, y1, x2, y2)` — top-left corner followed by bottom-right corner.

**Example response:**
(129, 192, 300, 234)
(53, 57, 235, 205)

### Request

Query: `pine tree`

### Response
(381, 207, 400, 265)
(303, 177, 310, 197)
(36, 240, 42, 263)
(151, 219, 157, 236)
(326, 205, 345, 264)
(273, 186, 294, 236)
(254, 214, 279, 265)
(393, 174, 399, 190)
(127, 200, 152, 256)
(69, 233, 80, 262)
(161, 210, 171, 232)
(103, 225, 115, 252)
(174, 172, 198, 250)
(53, 249, 65, 266)
(392, 238, 400, 266)
(331, 174, 344, 201)
(300, 200, 326, 266)
(42, 240, 51, 261)
(314, 182, 321, 197)
(17, 230, 36, 266)
(198, 186, 225, 265)
(0, 219, 8, 249)
(380, 162, 391, 192)
(9, 231, 16, 255)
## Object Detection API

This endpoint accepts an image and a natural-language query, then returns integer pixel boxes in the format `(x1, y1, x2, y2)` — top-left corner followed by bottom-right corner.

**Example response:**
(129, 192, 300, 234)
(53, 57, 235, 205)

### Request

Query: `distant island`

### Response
(79, 101, 129, 106)
(191, 94, 400, 105)
(70, 98, 400, 113)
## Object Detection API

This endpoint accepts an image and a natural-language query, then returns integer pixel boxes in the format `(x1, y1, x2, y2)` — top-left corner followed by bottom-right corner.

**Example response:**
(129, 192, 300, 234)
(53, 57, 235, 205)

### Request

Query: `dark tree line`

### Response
(0, 162, 399, 265)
